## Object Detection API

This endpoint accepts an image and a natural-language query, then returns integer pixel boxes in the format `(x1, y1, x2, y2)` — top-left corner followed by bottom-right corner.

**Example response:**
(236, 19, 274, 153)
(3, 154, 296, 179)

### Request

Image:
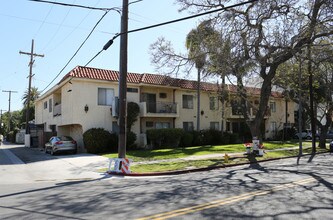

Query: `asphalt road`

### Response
(0, 143, 332, 219)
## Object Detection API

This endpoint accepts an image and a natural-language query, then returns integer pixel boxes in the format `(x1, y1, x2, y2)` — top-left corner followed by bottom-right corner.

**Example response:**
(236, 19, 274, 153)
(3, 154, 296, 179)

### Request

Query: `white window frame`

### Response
(156, 122, 170, 129)
(210, 122, 220, 130)
(183, 122, 194, 132)
(270, 102, 276, 113)
(182, 95, 194, 109)
(210, 97, 218, 110)
(98, 88, 114, 106)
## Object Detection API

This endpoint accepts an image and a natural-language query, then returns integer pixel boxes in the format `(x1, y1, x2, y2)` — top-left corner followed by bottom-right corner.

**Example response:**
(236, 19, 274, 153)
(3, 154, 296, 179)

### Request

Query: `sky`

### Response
(0, 0, 203, 112)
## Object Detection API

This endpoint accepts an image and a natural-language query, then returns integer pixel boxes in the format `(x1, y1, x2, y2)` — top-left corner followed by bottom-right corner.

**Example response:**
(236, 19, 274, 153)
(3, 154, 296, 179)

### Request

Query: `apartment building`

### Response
(35, 66, 295, 151)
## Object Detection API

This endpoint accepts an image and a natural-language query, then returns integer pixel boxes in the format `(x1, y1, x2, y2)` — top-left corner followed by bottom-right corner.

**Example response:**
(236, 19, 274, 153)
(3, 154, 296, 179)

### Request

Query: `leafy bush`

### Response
(126, 131, 137, 150)
(7, 131, 15, 143)
(207, 129, 224, 145)
(220, 132, 230, 145)
(191, 130, 204, 146)
(83, 128, 113, 154)
(127, 102, 140, 132)
(180, 132, 193, 147)
(147, 128, 184, 149)
(229, 133, 240, 144)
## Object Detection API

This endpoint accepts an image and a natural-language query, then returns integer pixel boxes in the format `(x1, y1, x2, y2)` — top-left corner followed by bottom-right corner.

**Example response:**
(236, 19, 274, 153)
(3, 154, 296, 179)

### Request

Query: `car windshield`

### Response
(59, 136, 73, 141)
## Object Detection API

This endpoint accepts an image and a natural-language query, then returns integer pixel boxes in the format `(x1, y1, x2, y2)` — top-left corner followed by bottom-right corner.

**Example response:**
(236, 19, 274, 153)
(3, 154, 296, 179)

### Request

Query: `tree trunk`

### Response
(247, 70, 274, 143)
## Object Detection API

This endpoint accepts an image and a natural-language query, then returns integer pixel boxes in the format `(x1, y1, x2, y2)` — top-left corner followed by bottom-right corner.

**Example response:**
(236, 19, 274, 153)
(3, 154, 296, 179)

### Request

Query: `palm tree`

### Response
(185, 21, 220, 131)
(22, 87, 40, 131)
(22, 87, 40, 107)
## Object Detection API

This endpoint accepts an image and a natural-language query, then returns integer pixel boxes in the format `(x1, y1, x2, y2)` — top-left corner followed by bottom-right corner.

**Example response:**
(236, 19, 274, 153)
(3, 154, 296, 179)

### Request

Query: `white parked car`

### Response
(45, 136, 77, 155)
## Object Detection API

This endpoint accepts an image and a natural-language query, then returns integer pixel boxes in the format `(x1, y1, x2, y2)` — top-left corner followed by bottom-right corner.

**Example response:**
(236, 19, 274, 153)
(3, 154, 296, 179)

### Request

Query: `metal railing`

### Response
(146, 101, 177, 114)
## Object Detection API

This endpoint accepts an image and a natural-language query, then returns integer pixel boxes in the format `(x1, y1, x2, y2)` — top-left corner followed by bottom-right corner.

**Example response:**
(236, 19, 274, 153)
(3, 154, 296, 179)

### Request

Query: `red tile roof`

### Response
(60, 66, 282, 97)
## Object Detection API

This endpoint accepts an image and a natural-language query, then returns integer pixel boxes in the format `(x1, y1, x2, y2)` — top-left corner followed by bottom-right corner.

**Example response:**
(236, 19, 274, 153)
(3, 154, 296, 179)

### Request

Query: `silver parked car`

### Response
(45, 136, 77, 155)
(294, 130, 312, 139)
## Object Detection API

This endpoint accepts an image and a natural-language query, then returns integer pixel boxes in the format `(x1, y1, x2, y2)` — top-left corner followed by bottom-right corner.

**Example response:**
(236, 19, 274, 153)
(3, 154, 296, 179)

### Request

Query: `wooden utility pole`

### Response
(117, 0, 129, 158)
(2, 90, 17, 133)
(20, 39, 44, 134)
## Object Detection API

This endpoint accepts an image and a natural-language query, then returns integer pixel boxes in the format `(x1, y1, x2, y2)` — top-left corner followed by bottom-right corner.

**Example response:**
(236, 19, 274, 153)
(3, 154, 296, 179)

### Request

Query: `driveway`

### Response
(0, 143, 110, 184)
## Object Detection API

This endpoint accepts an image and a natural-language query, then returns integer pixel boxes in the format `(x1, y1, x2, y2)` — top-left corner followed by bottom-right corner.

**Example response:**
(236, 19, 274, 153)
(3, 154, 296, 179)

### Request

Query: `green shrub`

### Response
(180, 132, 193, 147)
(200, 130, 212, 145)
(220, 132, 230, 145)
(127, 102, 140, 132)
(229, 133, 240, 144)
(192, 130, 204, 146)
(147, 128, 184, 149)
(83, 128, 113, 154)
(207, 129, 223, 145)
(7, 131, 15, 143)
(126, 131, 137, 150)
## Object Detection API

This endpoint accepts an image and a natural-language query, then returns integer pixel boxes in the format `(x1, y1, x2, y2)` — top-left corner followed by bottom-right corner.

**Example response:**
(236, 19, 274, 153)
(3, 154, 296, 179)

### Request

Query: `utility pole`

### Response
(118, 0, 129, 158)
(2, 90, 17, 133)
(20, 39, 44, 134)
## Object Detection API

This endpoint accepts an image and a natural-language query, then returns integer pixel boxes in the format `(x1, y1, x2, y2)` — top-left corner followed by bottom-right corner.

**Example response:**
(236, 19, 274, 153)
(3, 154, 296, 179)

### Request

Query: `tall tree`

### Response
(164, 0, 332, 143)
(185, 21, 220, 130)
(22, 87, 40, 123)
(22, 87, 40, 106)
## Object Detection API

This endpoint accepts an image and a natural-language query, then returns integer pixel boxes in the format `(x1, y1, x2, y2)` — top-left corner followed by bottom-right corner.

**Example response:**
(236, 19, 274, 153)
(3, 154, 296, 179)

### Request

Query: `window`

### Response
(127, 88, 138, 93)
(49, 99, 52, 112)
(183, 122, 194, 132)
(43, 101, 47, 109)
(271, 121, 277, 134)
(146, 121, 154, 128)
(156, 122, 170, 129)
(98, 88, 114, 106)
(182, 95, 193, 109)
(210, 122, 219, 130)
(270, 102, 276, 113)
(159, 93, 167, 98)
(210, 97, 218, 110)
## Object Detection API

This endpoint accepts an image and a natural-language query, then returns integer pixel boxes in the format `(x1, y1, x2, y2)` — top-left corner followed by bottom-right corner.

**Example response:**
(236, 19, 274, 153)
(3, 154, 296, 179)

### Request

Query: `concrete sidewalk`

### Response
(0, 143, 110, 184)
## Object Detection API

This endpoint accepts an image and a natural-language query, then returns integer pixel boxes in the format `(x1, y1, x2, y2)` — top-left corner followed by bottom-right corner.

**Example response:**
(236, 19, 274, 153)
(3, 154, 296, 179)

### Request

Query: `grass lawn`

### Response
(129, 147, 329, 173)
(100, 140, 330, 173)
(102, 140, 314, 162)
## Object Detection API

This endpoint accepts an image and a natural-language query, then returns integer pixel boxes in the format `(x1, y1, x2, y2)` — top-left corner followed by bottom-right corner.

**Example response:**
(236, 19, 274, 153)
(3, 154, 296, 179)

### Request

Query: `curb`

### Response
(106, 151, 331, 177)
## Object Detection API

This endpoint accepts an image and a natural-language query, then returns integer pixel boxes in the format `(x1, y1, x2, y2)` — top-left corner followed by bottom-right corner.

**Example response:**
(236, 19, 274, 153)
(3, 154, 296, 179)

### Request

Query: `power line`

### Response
(41, 10, 110, 93)
(28, 0, 121, 12)
(45, 0, 258, 92)
(44, 1, 103, 54)
(85, 0, 258, 66)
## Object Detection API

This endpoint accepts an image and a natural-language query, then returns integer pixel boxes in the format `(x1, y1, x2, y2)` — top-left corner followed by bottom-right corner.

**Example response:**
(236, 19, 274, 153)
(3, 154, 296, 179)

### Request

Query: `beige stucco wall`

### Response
(174, 89, 222, 130)
(36, 76, 296, 148)
(35, 78, 141, 149)
(265, 98, 295, 139)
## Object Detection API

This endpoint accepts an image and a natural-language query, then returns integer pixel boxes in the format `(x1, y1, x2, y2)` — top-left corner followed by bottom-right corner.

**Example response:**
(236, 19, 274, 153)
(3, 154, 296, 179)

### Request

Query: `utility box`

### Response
(25, 134, 31, 147)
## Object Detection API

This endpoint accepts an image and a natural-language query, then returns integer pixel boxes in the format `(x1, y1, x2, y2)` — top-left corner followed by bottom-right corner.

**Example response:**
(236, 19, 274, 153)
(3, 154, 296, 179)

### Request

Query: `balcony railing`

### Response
(225, 106, 270, 119)
(139, 101, 179, 117)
